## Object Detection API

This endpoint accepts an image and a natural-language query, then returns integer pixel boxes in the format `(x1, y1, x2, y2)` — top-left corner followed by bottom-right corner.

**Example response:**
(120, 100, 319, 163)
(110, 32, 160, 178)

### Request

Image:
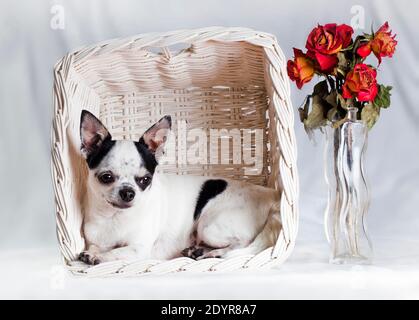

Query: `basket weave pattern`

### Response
(52, 27, 298, 276)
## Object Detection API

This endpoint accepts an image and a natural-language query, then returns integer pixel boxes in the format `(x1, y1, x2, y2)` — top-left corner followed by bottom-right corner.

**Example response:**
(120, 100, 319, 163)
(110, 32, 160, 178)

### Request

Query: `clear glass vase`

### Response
(324, 107, 373, 264)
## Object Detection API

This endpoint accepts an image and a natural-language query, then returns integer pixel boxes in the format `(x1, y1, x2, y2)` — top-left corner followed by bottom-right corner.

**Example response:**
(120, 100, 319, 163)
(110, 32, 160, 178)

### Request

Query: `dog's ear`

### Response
(80, 110, 111, 158)
(140, 115, 171, 160)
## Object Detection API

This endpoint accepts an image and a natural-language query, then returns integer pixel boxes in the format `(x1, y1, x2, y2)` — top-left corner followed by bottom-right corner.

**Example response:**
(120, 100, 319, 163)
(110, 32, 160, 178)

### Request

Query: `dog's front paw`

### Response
(78, 251, 102, 265)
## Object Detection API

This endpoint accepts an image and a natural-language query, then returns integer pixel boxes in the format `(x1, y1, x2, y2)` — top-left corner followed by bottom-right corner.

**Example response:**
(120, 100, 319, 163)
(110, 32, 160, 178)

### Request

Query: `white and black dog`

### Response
(79, 110, 281, 264)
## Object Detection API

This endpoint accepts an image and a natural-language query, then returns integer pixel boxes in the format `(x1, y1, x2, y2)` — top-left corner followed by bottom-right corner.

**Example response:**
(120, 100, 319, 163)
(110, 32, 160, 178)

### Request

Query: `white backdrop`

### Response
(0, 0, 418, 299)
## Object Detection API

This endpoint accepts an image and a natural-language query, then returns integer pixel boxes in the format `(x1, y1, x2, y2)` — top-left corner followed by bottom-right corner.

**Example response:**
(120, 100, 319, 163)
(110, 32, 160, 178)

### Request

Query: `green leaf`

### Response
(303, 94, 328, 130)
(313, 80, 329, 98)
(327, 107, 339, 122)
(337, 94, 352, 110)
(373, 85, 392, 109)
(337, 52, 350, 74)
(361, 103, 380, 129)
(298, 95, 311, 123)
(336, 68, 346, 77)
(337, 52, 347, 65)
(325, 91, 338, 108)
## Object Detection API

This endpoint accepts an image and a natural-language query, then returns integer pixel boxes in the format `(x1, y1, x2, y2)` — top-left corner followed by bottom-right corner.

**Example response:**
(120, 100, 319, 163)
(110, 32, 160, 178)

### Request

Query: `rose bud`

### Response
(356, 44, 372, 58)
(357, 22, 397, 63)
(306, 23, 354, 72)
(287, 48, 315, 89)
(342, 63, 378, 102)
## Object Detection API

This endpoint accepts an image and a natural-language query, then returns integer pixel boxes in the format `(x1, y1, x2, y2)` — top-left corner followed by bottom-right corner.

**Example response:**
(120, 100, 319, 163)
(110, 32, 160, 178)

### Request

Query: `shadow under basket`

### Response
(51, 27, 299, 276)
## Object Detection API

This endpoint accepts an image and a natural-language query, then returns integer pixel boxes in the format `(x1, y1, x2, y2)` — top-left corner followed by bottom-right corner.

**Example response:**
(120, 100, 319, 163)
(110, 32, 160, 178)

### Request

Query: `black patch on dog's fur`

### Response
(86, 135, 116, 169)
(194, 179, 228, 220)
(134, 139, 158, 174)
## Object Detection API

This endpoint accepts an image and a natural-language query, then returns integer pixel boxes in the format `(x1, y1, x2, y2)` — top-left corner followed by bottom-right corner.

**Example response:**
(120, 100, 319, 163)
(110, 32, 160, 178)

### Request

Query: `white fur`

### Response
(83, 170, 281, 263)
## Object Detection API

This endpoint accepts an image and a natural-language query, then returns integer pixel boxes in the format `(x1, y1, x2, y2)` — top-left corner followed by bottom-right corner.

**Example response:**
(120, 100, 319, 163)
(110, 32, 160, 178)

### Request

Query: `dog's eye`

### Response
(98, 172, 115, 184)
(135, 175, 152, 189)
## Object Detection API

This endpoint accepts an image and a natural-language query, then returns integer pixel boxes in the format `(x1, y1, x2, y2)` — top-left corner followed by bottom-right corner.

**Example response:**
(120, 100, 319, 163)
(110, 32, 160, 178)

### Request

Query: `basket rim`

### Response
(54, 26, 279, 69)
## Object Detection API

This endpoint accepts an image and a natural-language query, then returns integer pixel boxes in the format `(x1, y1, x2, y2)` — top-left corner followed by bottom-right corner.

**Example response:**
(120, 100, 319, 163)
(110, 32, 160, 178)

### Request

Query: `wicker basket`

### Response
(51, 27, 298, 276)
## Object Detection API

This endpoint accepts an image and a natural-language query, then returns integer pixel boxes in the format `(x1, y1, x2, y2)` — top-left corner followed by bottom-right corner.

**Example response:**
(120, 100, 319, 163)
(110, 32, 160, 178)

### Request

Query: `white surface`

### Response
(1, 238, 419, 300)
(0, 0, 418, 299)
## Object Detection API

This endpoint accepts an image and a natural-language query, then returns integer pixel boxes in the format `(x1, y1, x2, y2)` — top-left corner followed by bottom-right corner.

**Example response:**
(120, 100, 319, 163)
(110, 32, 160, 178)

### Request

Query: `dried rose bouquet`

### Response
(287, 22, 397, 130)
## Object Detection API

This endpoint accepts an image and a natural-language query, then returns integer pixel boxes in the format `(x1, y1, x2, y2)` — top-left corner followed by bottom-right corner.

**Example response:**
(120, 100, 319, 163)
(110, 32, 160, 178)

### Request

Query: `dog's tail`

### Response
(222, 196, 282, 259)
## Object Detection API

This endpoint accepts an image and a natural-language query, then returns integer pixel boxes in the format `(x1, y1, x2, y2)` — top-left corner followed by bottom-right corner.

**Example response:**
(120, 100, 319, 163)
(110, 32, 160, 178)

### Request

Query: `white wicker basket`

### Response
(51, 27, 298, 276)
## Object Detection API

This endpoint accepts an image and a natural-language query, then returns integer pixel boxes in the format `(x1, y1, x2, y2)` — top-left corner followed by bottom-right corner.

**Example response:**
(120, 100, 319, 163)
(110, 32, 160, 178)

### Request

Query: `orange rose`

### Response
(357, 22, 397, 63)
(342, 64, 378, 102)
(287, 48, 315, 89)
(306, 23, 354, 72)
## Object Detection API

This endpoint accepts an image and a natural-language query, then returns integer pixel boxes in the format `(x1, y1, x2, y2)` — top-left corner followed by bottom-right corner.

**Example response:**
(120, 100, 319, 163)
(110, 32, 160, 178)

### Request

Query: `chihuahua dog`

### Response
(78, 110, 281, 265)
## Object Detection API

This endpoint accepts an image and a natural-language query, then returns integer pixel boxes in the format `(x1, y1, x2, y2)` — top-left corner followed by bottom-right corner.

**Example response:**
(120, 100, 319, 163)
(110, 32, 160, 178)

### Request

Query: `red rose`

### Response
(306, 23, 354, 72)
(356, 44, 372, 58)
(342, 64, 378, 102)
(287, 48, 315, 89)
(357, 22, 397, 63)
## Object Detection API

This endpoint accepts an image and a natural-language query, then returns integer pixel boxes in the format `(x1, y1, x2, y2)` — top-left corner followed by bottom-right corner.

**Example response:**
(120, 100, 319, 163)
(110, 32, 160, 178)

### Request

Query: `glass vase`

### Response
(324, 107, 373, 264)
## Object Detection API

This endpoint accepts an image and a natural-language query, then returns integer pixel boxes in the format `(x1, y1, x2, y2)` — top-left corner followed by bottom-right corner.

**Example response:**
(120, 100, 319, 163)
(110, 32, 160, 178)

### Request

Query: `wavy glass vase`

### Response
(324, 107, 373, 264)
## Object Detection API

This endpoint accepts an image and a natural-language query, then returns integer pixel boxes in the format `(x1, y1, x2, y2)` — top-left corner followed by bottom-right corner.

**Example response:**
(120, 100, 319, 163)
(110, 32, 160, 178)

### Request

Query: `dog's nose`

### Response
(119, 187, 136, 203)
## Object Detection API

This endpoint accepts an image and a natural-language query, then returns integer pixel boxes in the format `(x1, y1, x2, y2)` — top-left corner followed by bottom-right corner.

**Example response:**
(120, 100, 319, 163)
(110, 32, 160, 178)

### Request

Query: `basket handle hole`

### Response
(145, 43, 193, 59)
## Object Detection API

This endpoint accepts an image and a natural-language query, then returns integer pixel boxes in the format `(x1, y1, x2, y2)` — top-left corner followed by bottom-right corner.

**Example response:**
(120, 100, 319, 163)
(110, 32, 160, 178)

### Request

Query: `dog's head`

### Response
(80, 110, 171, 210)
